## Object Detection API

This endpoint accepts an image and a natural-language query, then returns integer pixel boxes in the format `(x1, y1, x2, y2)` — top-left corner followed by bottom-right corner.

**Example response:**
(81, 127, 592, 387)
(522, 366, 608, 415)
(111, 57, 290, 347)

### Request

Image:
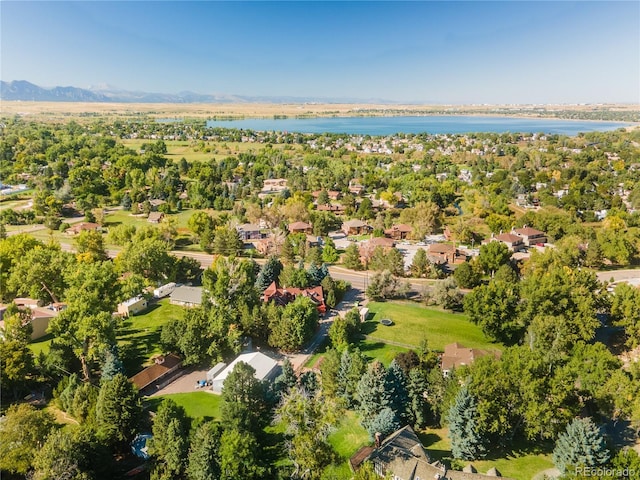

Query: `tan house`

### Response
(117, 296, 148, 317)
(147, 212, 165, 224)
(316, 203, 346, 215)
(342, 219, 372, 236)
(492, 233, 525, 252)
(512, 226, 547, 246)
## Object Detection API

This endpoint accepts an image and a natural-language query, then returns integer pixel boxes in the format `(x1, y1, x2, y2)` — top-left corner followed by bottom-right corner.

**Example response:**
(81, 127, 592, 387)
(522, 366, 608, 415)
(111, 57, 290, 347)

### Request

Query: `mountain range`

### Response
(0, 80, 398, 104)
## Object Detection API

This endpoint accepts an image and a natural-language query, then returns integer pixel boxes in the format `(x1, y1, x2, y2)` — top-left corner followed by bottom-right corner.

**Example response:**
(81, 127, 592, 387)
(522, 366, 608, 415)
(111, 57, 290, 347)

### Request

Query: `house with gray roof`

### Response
(169, 286, 203, 308)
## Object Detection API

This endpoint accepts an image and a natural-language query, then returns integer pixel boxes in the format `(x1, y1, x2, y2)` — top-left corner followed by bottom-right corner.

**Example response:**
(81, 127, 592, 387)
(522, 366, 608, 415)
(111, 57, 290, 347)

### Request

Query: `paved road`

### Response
(596, 268, 640, 284)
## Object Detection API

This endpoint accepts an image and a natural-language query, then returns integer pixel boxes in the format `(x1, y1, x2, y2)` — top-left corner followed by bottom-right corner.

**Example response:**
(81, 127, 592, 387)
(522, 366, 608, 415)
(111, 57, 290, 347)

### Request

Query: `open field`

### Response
(3, 101, 638, 123)
(117, 298, 185, 375)
(364, 301, 499, 352)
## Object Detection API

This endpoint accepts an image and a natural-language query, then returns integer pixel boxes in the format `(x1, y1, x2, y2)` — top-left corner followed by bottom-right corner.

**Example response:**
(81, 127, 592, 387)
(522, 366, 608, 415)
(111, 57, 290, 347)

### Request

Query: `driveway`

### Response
(149, 367, 212, 396)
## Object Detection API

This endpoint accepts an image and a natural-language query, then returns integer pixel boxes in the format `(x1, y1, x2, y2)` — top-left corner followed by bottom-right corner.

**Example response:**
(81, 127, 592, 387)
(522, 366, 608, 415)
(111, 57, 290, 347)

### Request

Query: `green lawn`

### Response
(325, 410, 370, 479)
(117, 298, 185, 375)
(364, 301, 500, 352)
(147, 392, 222, 420)
(417, 427, 554, 480)
(28, 333, 54, 356)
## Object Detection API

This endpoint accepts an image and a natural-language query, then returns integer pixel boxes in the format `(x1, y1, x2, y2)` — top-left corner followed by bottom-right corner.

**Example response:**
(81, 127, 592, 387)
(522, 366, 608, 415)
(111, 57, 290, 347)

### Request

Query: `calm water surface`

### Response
(205, 115, 631, 136)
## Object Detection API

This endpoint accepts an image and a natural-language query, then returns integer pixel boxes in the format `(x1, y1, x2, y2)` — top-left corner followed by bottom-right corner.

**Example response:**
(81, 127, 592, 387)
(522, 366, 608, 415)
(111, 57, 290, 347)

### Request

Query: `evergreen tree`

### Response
(255, 255, 283, 291)
(307, 262, 326, 285)
(385, 360, 410, 423)
(343, 243, 363, 270)
(149, 399, 190, 480)
(367, 406, 401, 438)
(552, 417, 610, 473)
(274, 357, 298, 395)
(219, 427, 265, 480)
(281, 236, 296, 263)
(410, 248, 430, 278)
(100, 345, 124, 381)
(221, 361, 268, 435)
(299, 370, 319, 396)
(407, 368, 431, 429)
(95, 373, 142, 450)
(356, 361, 389, 428)
(187, 421, 223, 480)
(448, 385, 487, 461)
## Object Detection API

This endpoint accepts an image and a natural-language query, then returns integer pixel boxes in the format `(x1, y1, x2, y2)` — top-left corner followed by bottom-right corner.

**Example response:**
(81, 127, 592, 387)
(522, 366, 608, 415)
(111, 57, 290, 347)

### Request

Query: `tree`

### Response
(453, 261, 481, 288)
(343, 243, 363, 270)
(95, 373, 142, 450)
(336, 348, 367, 408)
(463, 279, 522, 344)
(116, 237, 174, 282)
(367, 406, 400, 438)
(356, 361, 389, 428)
(187, 421, 223, 480)
(274, 357, 298, 395)
(0, 339, 36, 400)
(221, 361, 268, 434)
(276, 388, 338, 479)
(410, 248, 430, 278)
(316, 189, 330, 205)
(255, 255, 283, 291)
(0, 403, 56, 475)
(610, 282, 640, 348)
(75, 229, 108, 262)
(385, 360, 410, 423)
(478, 241, 511, 276)
(552, 417, 610, 473)
(328, 308, 359, 352)
(448, 385, 487, 461)
(321, 243, 339, 263)
(269, 296, 319, 352)
(31, 428, 109, 480)
(149, 399, 190, 480)
(100, 345, 124, 381)
(366, 270, 410, 301)
(407, 368, 431, 429)
(219, 428, 265, 480)
(427, 276, 462, 310)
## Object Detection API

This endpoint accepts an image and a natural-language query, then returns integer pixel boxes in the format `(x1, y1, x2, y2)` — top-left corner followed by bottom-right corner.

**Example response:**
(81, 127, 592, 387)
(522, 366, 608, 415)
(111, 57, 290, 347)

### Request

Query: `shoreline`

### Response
(1, 100, 638, 125)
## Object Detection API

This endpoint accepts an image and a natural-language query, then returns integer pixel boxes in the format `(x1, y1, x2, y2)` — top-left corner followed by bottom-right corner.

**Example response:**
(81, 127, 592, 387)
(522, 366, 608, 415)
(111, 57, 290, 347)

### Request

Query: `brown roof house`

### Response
(427, 243, 467, 266)
(65, 222, 101, 235)
(384, 224, 413, 240)
(342, 219, 372, 236)
(236, 223, 265, 241)
(512, 226, 547, 247)
(441, 342, 501, 377)
(262, 281, 326, 314)
(288, 221, 313, 235)
(491, 232, 525, 252)
(147, 212, 165, 224)
(130, 354, 183, 395)
(350, 425, 510, 480)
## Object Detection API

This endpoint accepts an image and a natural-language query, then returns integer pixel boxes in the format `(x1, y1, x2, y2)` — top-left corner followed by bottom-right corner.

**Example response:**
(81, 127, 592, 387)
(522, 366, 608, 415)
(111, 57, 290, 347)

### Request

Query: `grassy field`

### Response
(324, 411, 371, 479)
(364, 301, 500, 352)
(147, 391, 222, 420)
(28, 333, 54, 356)
(117, 298, 185, 375)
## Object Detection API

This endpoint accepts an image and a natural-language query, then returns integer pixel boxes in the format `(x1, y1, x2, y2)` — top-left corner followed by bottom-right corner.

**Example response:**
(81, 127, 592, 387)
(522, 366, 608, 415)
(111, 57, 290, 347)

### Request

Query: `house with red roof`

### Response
(262, 281, 326, 314)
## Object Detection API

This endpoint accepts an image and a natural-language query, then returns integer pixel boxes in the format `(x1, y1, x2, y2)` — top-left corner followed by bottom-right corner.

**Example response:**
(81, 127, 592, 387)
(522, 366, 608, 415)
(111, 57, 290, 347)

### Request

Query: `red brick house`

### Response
(262, 281, 326, 314)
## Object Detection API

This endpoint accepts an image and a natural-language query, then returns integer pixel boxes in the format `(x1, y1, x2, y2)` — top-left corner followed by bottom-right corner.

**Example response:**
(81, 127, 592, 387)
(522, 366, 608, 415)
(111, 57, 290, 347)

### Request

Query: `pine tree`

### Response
(343, 243, 363, 270)
(552, 417, 610, 473)
(255, 255, 283, 291)
(149, 399, 190, 480)
(101, 346, 124, 382)
(187, 421, 222, 480)
(448, 385, 487, 461)
(356, 361, 389, 428)
(95, 373, 142, 450)
(367, 406, 400, 438)
(385, 360, 410, 423)
(407, 368, 431, 429)
(274, 357, 298, 395)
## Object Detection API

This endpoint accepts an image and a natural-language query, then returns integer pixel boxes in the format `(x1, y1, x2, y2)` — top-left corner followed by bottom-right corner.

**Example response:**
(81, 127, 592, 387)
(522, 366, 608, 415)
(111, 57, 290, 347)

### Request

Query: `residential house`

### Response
(512, 226, 546, 247)
(342, 219, 372, 236)
(262, 281, 326, 314)
(169, 286, 203, 308)
(384, 224, 412, 240)
(288, 221, 313, 235)
(350, 425, 510, 479)
(65, 222, 101, 235)
(348, 179, 365, 195)
(149, 199, 166, 210)
(236, 223, 265, 241)
(130, 354, 183, 394)
(316, 203, 346, 215)
(359, 237, 397, 264)
(209, 351, 280, 394)
(117, 296, 148, 317)
(262, 178, 288, 192)
(312, 190, 342, 201)
(427, 243, 467, 266)
(252, 238, 278, 256)
(0, 301, 66, 340)
(441, 342, 501, 377)
(491, 233, 525, 252)
(147, 212, 164, 224)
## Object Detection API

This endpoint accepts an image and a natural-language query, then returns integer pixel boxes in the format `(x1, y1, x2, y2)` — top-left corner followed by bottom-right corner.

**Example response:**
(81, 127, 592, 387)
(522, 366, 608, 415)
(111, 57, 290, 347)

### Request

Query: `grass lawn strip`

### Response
(365, 301, 499, 352)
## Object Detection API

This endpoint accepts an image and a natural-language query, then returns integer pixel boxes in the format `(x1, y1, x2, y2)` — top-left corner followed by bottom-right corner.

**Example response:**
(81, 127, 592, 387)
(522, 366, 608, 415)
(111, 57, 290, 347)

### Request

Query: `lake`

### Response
(205, 115, 632, 136)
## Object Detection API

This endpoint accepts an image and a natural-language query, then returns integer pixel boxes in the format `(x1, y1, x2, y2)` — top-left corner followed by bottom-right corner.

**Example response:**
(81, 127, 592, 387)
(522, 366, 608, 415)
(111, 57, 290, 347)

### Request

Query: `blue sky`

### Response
(2, 1, 638, 104)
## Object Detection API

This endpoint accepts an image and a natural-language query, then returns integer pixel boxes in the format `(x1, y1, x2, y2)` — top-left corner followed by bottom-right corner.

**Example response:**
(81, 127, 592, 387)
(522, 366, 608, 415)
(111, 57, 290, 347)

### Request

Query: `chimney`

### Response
(375, 432, 382, 449)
